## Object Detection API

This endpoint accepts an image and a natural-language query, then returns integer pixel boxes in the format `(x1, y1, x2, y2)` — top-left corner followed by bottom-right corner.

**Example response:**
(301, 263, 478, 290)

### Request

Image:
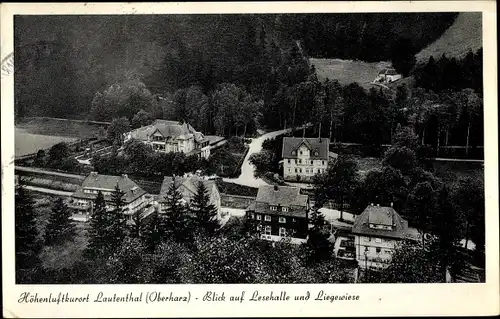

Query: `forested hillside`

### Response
(15, 13, 459, 121)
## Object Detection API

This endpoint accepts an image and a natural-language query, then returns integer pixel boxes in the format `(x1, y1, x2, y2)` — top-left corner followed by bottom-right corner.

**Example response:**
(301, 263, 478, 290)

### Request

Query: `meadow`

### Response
(310, 58, 392, 89)
(15, 128, 78, 157)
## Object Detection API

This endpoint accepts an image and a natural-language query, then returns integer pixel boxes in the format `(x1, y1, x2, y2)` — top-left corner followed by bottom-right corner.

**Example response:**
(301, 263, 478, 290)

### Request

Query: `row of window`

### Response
(257, 225, 288, 237)
(288, 168, 325, 174)
(287, 159, 326, 165)
(364, 237, 390, 244)
(363, 246, 392, 254)
(249, 213, 294, 223)
(291, 150, 320, 156)
(270, 206, 288, 212)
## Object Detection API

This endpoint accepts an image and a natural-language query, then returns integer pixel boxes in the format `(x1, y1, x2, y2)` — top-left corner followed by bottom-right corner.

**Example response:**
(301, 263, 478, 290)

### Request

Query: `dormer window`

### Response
(270, 206, 277, 211)
(292, 151, 296, 155)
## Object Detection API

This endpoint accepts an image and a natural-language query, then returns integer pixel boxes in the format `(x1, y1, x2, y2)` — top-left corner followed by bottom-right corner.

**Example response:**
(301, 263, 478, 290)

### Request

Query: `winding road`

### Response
(223, 124, 311, 188)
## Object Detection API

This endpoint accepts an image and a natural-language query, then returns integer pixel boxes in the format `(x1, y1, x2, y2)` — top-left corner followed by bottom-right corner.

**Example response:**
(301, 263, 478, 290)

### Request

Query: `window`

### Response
(384, 249, 391, 254)
(265, 226, 271, 235)
(279, 227, 286, 237)
(270, 206, 277, 211)
(299, 168, 302, 173)
(298, 159, 301, 164)
(288, 169, 291, 172)
(322, 161, 325, 165)
(310, 160, 313, 165)
(249, 213, 254, 219)
(314, 151, 319, 156)
(257, 224, 262, 231)
(292, 218, 296, 222)
(279, 217, 286, 223)
(300, 151, 303, 155)
(375, 238, 382, 243)
(376, 247, 381, 254)
(256, 214, 261, 220)
(282, 207, 288, 212)
(295, 168, 297, 173)
(287, 159, 290, 163)
(292, 151, 296, 155)
(265, 215, 271, 222)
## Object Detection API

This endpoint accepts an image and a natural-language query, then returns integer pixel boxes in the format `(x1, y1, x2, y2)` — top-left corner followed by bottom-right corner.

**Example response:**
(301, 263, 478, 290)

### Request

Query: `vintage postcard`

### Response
(2, 1, 498, 318)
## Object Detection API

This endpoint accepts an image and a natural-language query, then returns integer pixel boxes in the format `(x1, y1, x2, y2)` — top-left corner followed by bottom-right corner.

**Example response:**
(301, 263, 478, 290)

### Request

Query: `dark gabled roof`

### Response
(127, 119, 206, 143)
(159, 175, 217, 201)
(282, 137, 330, 160)
(255, 185, 308, 207)
(352, 205, 409, 239)
(378, 68, 399, 76)
(72, 173, 146, 204)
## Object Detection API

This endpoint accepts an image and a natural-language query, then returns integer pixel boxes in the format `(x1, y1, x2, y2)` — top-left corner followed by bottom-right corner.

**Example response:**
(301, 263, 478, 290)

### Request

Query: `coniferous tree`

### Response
(304, 207, 333, 265)
(44, 197, 76, 246)
(190, 181, 220, 236)
(15, 180, 42, 283)
(108, 184, 127, 249)
(163, 177, 189, 242)
(84, 191, 110, 259)
(140, 209, 163, 252)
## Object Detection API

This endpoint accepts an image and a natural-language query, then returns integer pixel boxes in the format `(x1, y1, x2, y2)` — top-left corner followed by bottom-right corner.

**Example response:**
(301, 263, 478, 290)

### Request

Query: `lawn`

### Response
(16, 117, 105, 139)
(310, 58, 392, 89)
(15, 127, 78, 157)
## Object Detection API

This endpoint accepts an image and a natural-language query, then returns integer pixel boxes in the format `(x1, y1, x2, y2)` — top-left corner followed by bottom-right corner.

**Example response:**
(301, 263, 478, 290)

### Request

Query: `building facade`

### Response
(374, 67, 402, 84)
(246, 185, 310, 243)
(123, 119, 211, 159)
(282, 137, 334, 182)
(159, 174, 222, 218)
(352, 204, 411, 270)
(71, 172, 151, 222)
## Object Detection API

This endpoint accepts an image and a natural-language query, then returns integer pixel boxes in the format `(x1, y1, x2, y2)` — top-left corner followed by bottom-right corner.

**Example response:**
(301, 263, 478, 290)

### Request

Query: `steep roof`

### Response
(159, 175, 217, 201)
(352, 205, 409, 240)
(256, 185, 308, 207)
(282, 137, 330, 160)
(72, 172, 146, 204)
(127, 119, 207, 143)
(378, 68, 399, 76)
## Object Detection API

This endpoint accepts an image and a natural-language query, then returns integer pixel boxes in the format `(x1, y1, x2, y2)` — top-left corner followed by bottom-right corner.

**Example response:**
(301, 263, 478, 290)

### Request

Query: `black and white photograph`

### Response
(9, 7, 490, 287)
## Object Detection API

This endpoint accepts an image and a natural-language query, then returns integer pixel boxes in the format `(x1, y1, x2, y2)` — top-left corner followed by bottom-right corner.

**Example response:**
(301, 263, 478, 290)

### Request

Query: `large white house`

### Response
(282, 137, 337, 182)
(352, 204, 413, 270)
(374, 67, 402, 84)
(71, 172, 151, 222)
(123, 119, 211, 159)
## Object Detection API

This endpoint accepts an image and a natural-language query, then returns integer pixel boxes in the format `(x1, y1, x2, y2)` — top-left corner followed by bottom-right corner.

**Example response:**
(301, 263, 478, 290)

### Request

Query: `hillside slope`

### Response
(415, 12, 482, 64)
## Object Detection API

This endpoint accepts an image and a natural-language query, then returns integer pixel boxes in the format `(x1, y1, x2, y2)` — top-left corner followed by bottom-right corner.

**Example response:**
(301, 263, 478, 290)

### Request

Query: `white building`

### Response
(352, 204, 413, 270)
(70, 172, 151, 222)
(123, 119, 211, 159)
(158, 174, 222, 218)
(282, 137, 336, 182)
(374, 68, 402, 84)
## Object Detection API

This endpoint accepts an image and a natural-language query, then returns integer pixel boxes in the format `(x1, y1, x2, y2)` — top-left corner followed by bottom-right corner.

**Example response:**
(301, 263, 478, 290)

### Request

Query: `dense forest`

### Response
(15, 13, 458, 120)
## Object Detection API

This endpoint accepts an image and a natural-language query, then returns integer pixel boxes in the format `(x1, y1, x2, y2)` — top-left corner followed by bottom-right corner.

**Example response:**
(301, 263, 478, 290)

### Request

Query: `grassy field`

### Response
(415, 12, 482, 64)
(310, 58, 392, 89)
(15, 128, 78, 157)
(16, 117, 104, 139)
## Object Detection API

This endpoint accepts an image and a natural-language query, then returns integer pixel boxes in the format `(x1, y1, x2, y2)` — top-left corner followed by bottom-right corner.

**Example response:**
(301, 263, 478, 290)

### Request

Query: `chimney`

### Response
(390, 202, 393, 207)
(377, 204, 380, 207)
(302, 127, 306, 138)
(370, 203, 374, 206)
(274, 185, 279, 191)
(122, 174, 128, 179)
(318, 122, 322, 140)
(90, 171, 98, 177)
